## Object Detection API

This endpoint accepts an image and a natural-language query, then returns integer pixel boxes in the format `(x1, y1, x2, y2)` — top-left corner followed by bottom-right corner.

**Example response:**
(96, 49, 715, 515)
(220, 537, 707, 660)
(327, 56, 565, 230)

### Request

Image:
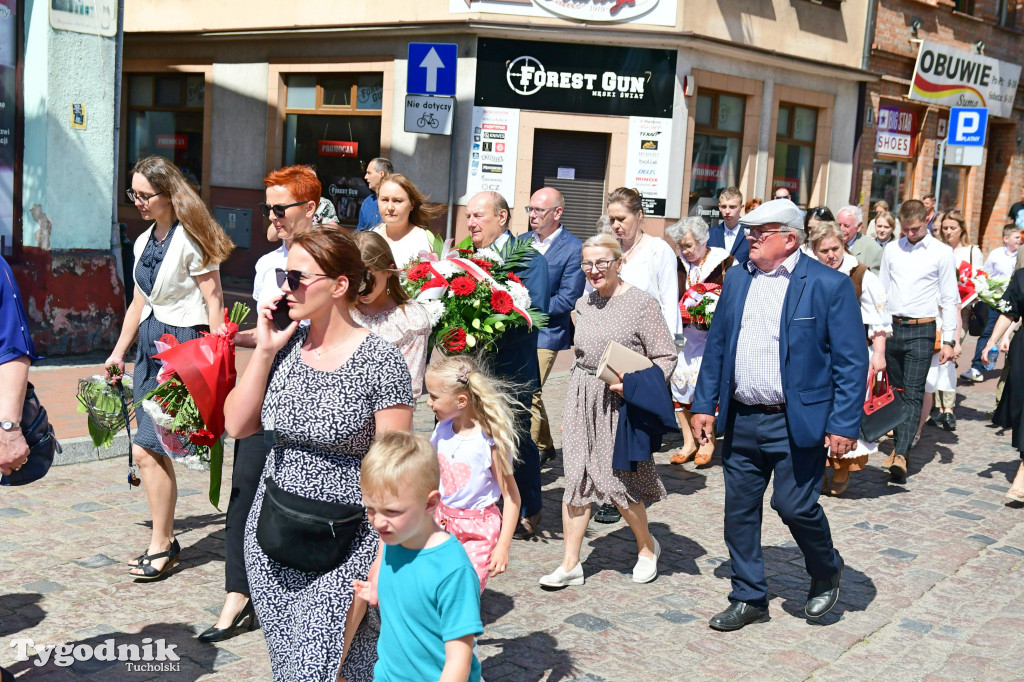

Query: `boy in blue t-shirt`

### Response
(356, 431, 483, 682)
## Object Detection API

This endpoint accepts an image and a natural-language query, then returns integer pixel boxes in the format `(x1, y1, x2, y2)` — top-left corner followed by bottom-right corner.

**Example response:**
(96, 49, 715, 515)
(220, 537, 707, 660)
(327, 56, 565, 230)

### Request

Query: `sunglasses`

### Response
(275, 268, 329, 290)
(811, 207, 835, 220)
(259, 201, 307, 219)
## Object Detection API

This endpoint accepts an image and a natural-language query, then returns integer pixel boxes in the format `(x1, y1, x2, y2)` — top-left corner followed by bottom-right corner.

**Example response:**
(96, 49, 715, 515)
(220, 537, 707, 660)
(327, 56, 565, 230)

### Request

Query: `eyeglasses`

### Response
(126, 189, 163, 205)
(811, 207, 835, 220)
(275, 268, 330, 290)
(259, 201, 307, 219)
(524, 206, 554, 215)
(580, 258, 618, 272)
(746, 228, 785, 242)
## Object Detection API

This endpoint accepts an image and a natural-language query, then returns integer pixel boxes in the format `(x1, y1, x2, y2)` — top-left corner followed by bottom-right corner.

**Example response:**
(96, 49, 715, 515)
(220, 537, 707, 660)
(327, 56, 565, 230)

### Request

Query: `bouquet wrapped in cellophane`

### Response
(401, 234, 547, 355)
(77, 372, 134, 449)
(140, 302, 250, 508)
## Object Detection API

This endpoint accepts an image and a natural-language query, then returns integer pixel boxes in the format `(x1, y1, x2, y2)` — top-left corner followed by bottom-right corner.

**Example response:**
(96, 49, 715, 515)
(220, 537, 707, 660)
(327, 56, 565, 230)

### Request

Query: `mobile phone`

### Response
(271, 299, 292, 330)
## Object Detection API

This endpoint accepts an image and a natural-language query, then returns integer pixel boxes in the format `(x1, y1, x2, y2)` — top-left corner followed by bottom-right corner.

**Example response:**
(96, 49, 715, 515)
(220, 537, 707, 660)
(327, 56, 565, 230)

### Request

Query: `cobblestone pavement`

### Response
(2, 348, 1023, 680)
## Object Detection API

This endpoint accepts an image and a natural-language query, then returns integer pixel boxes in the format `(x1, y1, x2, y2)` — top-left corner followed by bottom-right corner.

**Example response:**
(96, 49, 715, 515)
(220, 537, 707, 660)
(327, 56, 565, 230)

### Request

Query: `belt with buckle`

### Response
(892, 316, 936, 325)
(736, 402, 786, 415)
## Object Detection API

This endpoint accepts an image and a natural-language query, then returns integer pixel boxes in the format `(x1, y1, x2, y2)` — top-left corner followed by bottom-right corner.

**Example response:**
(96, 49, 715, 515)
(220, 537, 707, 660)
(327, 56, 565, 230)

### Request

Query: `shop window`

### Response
(932, 165, 967, 213)
(283, 73, 384, 226)
(773, 104, 817, 206)
(689, 91, 745, 212)
(125, 74, 205, 193)
(870, 160, 910, 215)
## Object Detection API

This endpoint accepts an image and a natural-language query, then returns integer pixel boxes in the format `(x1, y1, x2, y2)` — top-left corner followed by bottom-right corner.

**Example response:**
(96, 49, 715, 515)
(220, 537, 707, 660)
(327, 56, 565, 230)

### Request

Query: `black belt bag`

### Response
(256, 477, 365, 573)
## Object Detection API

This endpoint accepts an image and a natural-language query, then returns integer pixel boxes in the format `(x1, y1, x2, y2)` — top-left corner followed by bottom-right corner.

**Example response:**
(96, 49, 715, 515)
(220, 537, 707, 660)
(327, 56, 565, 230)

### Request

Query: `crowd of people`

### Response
(3, 153, 1024, 681)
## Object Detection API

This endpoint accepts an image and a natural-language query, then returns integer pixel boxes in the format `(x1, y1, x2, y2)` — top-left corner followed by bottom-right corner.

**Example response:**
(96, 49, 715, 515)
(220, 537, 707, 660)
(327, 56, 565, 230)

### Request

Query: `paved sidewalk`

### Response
(2, 345, 1022, 680)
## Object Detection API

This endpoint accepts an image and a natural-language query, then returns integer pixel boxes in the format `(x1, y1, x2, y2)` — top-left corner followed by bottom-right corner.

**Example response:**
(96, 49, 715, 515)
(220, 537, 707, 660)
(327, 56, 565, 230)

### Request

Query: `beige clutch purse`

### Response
(597, 341, 653, 385)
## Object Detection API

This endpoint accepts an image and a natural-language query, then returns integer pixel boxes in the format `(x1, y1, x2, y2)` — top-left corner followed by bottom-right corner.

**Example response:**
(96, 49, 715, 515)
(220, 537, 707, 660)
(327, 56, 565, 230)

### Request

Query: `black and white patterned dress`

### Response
(244, 327, 414, 681)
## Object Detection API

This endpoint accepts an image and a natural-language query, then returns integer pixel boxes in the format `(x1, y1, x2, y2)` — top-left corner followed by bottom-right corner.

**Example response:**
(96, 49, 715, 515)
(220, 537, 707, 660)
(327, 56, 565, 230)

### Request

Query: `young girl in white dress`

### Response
(425, 355, 523, 590)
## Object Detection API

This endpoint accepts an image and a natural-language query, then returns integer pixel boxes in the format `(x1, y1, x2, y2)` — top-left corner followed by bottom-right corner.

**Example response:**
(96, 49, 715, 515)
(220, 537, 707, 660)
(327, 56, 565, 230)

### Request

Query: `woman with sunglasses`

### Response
(105, 156, 234, 580)
(371, 173, 445, 269)
(198, 165, 321, 643)
(224, 226, 414, 681)
(351, 230, 431, 399)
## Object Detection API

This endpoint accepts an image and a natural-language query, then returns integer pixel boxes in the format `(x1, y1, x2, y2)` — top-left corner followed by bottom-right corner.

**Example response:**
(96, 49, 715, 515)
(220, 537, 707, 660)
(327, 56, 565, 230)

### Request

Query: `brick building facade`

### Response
(858, 0, 1024, 251)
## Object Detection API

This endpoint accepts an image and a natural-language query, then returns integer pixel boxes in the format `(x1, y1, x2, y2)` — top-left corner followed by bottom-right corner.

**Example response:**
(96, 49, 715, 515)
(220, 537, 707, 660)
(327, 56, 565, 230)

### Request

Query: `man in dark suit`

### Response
(467, 191, 551, 537)
(520, 187, 585, 463)
(691, 199, 867, 631)
(706, 186, 749, 264)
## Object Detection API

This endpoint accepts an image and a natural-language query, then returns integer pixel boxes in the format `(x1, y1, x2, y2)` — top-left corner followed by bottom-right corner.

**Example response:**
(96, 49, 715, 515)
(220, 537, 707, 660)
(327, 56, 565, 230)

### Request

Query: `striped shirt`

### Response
(733, 251, 801, 406)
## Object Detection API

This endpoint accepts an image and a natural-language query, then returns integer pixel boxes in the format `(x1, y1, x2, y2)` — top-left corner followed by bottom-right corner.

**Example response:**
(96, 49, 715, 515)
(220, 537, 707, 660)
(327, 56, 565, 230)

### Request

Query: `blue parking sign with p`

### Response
(947, 107, 988, 147)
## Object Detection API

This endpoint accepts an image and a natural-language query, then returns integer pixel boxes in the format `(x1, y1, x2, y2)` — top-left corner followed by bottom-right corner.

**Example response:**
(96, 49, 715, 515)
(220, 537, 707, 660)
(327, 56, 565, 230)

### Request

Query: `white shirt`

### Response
(531, 226, 563, 256)
(253, 243, 288, 305)
(618, 236, 683, 335)
(372, 224, 433, 269)
(723, 223, 742, 254)
(984, 245, 1018, 279)
(878, 233, 959, 340)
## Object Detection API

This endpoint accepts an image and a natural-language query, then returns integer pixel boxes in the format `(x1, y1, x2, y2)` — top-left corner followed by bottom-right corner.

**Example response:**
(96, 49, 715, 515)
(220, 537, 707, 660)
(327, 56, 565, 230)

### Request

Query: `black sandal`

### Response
(131, 539, 180, 581)
(594, 503, 622, 524)
(127, 549, 150, 567)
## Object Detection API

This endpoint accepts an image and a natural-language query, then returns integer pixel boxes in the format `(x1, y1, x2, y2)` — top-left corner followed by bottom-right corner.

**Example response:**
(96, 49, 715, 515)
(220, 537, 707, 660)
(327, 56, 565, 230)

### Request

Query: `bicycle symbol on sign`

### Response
(417, 112, 440, 129)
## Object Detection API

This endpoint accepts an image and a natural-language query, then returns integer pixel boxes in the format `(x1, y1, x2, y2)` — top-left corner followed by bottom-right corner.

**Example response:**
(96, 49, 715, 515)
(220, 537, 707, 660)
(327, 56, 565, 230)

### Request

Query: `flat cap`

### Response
(739, 198, 804, 231)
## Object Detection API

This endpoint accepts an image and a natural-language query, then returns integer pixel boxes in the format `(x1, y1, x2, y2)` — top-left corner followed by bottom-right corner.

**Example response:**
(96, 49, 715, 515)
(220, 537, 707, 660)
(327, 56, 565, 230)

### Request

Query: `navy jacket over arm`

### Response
(491, 232, 550, 396)
(707, 222, 750, 265)
(613, 364, 679, 472)
(691, 253, 867, 448)
(519, 229, 585, 351)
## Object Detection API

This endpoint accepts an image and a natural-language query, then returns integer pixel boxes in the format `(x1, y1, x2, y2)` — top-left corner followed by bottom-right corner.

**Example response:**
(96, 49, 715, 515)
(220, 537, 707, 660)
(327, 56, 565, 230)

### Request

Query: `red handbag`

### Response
(860, 371, 909, 442)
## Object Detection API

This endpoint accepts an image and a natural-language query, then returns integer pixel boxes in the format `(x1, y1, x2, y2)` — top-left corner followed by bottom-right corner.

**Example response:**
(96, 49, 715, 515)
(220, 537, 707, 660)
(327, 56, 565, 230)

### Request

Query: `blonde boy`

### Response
(356, 431, 483, 682)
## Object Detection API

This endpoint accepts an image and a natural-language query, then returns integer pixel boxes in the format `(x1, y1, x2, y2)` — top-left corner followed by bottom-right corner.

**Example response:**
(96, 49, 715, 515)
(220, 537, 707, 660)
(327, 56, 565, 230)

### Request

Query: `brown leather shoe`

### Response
(516, 513, 541, 539)
(694, 442, 714, 467)
(889, 454, 907, 479)
(671, 449, 695, 465)
(881, 452, 896, 469)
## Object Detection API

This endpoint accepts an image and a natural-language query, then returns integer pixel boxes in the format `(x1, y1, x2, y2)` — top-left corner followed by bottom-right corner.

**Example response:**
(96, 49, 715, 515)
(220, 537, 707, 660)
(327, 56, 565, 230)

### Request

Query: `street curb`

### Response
(55, 435, 238, 466)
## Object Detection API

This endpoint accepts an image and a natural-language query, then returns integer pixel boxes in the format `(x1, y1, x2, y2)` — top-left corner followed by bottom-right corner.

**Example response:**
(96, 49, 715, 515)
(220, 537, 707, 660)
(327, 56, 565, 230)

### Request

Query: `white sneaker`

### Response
(960, 368, 984, 382)
(539, 562, 584, 587)
(632, 537, 661, 583)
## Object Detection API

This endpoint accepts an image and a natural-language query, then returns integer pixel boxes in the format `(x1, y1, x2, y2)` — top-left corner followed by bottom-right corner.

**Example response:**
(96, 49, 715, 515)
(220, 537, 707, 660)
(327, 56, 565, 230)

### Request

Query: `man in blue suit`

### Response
(706, 186, 749, 265)
(520, 188, 586, 463)
(691, 199, 867, 631)
(467, 191, 551, 537)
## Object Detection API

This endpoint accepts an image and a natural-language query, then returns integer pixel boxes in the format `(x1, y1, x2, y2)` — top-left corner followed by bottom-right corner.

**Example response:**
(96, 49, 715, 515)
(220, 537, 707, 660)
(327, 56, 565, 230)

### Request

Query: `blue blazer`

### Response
(490, 232, 550, 397)
(613, 365, 679, 472)
(518, 228, 585, 351)
(691, 253, 867, 448)
(707, 222, 750, 265)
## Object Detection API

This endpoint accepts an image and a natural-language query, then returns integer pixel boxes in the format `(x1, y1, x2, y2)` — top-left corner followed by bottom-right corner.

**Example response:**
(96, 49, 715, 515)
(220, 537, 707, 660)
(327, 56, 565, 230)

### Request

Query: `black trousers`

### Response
(224, 431, 272, 594)
(885, 321, 935, 458)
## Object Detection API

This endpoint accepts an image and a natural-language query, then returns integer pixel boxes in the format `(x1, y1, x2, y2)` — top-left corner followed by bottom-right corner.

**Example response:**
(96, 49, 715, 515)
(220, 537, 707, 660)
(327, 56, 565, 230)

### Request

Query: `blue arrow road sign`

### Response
(408, 43, 457, 97)
(947, 107, 988, 147)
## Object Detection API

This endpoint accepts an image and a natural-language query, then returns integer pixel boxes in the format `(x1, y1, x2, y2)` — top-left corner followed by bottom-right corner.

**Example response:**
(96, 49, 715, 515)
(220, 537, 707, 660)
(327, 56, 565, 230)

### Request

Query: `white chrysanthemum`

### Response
(433, 260, 460, 278)
(421, 300, 445, 326)
(705, 301, 717, 314)
(140, 399, 175, 429)
(180, 454, 209, 472)
(475, 248, 504, 266)
(506, 281, 531, 310)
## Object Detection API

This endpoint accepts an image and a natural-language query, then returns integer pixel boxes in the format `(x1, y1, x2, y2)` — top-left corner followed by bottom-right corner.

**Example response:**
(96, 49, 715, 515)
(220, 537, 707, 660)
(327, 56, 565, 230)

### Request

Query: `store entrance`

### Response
(870, 159, 909, 212)
(530, 129, 609, 241)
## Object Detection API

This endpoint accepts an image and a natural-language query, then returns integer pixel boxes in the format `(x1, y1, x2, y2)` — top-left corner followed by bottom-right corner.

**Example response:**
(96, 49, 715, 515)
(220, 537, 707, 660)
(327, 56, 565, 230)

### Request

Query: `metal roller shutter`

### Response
(530, 129, 609, 241)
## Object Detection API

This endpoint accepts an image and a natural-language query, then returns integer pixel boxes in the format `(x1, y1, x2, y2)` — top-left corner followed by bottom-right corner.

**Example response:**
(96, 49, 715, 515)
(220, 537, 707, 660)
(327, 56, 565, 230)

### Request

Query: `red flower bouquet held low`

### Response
(401, 233, 548, 354)
(140, 302, 250, 508)
(679, 282, 722, 331)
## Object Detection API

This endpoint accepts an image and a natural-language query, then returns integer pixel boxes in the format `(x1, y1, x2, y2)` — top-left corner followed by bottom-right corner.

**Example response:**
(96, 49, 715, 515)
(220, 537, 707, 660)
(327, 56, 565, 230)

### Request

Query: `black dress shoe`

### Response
(942, 412, 956, 431)
(708, 601, 768, 631)
(593, 503, 621, 524)
(198, 600, 258, 643)
(805, 557, 844, 619)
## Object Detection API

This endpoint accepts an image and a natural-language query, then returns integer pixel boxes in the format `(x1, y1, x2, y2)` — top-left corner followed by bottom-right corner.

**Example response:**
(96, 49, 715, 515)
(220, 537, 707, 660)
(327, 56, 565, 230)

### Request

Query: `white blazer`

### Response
(133, 223, 219, 328)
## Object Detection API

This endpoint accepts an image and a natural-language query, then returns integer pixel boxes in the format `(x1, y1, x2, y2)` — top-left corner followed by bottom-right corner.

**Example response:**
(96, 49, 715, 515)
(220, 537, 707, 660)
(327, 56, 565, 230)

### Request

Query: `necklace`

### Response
(153, 224, 174, 247)
(621, 232, 645, 263)
(306, 326, 355, 361)
(686, 249, 711, 290)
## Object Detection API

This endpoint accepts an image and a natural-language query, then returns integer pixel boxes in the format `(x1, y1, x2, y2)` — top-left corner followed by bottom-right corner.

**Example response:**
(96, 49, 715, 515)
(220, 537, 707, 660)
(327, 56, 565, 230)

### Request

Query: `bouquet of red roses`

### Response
(679, 282, 722, 331)
(402, 234, 547, 354)
(139, 302, 249, 508)
(958, 262, 1010, 308)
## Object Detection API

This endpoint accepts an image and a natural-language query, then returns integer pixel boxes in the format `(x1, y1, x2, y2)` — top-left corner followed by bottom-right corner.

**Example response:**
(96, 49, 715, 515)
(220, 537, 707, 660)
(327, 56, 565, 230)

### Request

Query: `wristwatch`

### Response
(0, 420, 20, 431)
(942, 340, 956, 348)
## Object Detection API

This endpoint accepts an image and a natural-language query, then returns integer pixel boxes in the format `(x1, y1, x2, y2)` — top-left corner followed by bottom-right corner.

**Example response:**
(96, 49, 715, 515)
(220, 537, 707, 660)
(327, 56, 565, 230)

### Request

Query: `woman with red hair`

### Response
(198, 165, 322, 642)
